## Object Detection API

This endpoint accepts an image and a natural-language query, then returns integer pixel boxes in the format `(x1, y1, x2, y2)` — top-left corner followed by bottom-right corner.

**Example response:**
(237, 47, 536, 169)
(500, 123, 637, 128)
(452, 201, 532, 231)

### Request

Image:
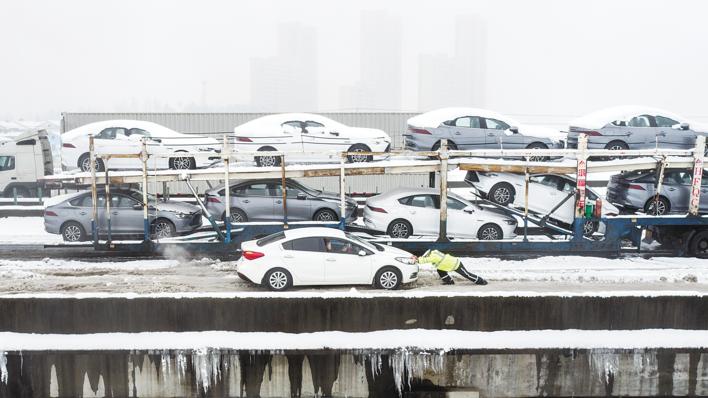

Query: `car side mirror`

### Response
(463, 205, 475, 214)
(680, 122, 690, 130)
(508, 126, 519, 134)
(329, 131, 340, 136)
(296, 193, 307, 200)
(132, 204, 143, 210)
(358, 250, 367, 256)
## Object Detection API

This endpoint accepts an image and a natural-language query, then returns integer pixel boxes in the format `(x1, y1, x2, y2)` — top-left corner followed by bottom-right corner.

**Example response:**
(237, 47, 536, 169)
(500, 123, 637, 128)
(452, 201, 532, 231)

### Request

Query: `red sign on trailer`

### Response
(576, 159, 587, 217)
(689, 157, 704, 215)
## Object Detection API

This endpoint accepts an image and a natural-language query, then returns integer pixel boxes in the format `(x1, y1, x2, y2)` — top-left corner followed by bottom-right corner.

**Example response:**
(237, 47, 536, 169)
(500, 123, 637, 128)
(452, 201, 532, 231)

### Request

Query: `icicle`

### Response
(176, 351, 188, 383)
(161, 351, 171, 379)
(588, 348, 619, 386)
(0, 352, 7, 384)
(192, 348, 211, 393)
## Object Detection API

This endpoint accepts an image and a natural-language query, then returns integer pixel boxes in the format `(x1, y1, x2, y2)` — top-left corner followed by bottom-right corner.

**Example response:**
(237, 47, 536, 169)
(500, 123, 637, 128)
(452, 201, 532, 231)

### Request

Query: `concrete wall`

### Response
(2, 349, 707, 397)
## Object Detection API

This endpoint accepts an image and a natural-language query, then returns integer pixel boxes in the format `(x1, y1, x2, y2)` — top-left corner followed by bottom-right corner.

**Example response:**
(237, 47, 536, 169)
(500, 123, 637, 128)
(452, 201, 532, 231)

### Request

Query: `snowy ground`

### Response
(0, 255, 705, 295)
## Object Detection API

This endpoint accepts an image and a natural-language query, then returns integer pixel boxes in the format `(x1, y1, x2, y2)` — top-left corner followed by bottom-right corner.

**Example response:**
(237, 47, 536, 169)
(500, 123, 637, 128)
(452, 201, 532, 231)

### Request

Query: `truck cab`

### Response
(0, 130, 54, 197)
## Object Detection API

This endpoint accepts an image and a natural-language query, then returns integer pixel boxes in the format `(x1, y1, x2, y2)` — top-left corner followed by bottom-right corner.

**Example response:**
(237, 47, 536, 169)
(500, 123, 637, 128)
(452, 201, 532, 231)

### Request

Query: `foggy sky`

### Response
(2, 0, 708, 122)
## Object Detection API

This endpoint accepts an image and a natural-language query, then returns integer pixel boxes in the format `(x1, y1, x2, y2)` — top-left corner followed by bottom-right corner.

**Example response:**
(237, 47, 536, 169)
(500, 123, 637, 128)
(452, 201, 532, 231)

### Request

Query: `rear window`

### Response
(256, 232, 285, 246)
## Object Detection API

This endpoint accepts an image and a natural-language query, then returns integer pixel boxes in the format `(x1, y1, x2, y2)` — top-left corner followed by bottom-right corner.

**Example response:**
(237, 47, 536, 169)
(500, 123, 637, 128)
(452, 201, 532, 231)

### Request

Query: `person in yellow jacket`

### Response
(415, 249, 488, 285)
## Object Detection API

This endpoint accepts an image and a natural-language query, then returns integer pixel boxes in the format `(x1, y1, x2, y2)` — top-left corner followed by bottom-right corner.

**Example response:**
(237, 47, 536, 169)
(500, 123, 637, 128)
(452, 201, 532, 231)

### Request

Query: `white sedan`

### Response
(363, 187, 517, 240)
(232, 113, 392, 166)
(237, 227, 418, 291)
(61, 120, 220, 172)
(465, 171, 619, 234)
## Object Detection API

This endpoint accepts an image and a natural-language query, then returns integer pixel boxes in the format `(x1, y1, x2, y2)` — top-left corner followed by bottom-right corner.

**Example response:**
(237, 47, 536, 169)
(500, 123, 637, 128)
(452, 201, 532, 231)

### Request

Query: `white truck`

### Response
(0, 130, 54, 197)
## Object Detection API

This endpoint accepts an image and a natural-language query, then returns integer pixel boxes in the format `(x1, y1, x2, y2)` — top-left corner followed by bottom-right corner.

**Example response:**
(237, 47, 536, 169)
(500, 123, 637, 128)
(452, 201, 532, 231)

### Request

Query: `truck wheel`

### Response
(689, 230, 708, 258)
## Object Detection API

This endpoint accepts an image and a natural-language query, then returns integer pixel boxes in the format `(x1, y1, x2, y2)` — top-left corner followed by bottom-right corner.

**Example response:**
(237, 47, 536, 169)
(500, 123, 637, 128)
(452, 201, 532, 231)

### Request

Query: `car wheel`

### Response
(169, 155, 195, 170)
(526, 142, 549, 162)
(264, 268, 292, 291)
(431, 141, 458, 151)
(61, 221, 86, 242)
(255, 147, 281, 167)
(78, 153, 105, 172)
(387, 219, 412, 239)
(604, 141, 629, 160)
(313, 208, 338, 222)
(153, 218, 176, 238)
(583, 220, 598, 236)
(488, 183, 515, 206)
(477, 223, 503, 240)
(644, 196, 670, 216)
(347, 144, 372, 163)
(374, 267, 402, 290)
(689, 230, 708, 258)
(224, 208, 248, 223)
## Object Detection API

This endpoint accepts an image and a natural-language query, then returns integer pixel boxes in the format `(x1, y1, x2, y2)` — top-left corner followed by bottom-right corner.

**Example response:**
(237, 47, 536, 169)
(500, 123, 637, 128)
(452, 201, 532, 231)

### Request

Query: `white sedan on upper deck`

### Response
(231, 113, 392, 166)
(61, 120, 220, 172)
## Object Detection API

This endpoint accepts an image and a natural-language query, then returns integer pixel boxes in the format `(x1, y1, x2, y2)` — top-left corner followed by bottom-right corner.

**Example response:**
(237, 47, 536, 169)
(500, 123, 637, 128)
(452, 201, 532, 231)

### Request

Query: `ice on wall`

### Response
(0, 351, 7, 384)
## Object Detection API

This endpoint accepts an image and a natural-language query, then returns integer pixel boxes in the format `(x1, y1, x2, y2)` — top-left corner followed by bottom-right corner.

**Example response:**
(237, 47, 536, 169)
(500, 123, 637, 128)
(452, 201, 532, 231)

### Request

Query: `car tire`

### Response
(387, 219, 412, 239)
(255, 147, 281, 167)
(431, 141, 458, 151)
(169, 155, 195, 170)
(152, 218, 176, 238)
(644, 196, 670, 216)
(477, 223, 503, 240)
(526, 142, 549, 161)
(604, 140, 629, 160)
(313, 208, 338, 222)
(689, 230, 708, 258)
(78, 153, 105, 172)
(374, 266, 402, 290)
(488, 183, 515, 206)
(264, 268, 292, 291)
(347, 144, 372, 163)
(224, 208, 248, 223)
(61, 221, 86, 242)
(583, 220, 598, 236)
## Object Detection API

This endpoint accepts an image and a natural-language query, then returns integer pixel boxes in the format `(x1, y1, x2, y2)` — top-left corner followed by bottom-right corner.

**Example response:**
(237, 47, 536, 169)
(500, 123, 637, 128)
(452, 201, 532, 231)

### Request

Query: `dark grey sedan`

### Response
(44, 190, 203, 241)
(204, 179, 358, 223)
(607, 169, 708, 215)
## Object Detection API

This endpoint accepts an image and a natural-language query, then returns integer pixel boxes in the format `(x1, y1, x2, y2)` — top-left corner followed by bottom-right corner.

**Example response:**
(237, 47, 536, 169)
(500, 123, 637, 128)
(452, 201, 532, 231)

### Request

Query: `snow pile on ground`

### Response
(0, 217, 62, 244)
(0, 258, 180, 280)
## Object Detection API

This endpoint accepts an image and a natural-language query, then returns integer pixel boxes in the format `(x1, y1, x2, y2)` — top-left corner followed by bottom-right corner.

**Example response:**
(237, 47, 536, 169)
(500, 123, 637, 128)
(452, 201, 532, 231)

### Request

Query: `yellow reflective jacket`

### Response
(418, 249, 460, 272)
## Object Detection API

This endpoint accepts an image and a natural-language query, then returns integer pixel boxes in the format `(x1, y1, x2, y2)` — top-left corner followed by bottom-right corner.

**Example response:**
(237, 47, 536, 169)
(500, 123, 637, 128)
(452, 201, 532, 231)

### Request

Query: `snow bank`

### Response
(0, 329, 706, 351)
(0, 258, 180, 280)
(0, 217, 62, 244)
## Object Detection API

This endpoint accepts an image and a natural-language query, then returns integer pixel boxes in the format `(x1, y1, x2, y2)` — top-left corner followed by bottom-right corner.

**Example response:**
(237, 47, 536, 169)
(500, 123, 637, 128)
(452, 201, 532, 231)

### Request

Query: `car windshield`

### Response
(127, 191, 156, 203)
(290, 181, 321, 196)
(343, 232, 377, 252)
(257, 231, 286, 246)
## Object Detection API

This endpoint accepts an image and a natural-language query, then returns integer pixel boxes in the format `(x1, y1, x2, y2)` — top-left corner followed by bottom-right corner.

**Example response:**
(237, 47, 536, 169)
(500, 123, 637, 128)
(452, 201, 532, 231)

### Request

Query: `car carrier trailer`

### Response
(41, 134, 708, 258)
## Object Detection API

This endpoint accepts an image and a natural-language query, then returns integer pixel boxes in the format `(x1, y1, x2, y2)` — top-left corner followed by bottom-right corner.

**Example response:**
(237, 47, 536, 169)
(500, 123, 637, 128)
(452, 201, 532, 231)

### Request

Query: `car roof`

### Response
(63, 120, 182, 140)
(205, 178, 302, 193)
(407, 107, 520, 128)
(234, 113, 344, 133)
(568, 105, 685, 129)
(283, 227, 345, 240)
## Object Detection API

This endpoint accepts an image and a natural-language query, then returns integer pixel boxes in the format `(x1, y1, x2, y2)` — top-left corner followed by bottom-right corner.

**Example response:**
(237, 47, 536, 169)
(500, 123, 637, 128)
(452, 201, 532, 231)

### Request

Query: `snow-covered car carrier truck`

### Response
(0, 130, 54, 197)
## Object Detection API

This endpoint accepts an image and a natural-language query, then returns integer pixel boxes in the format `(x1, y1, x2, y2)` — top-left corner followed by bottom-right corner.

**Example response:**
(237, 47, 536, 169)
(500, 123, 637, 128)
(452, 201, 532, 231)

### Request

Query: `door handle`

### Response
(284, 254, 294, 259)
(326, 258, 336, 262)
(487, 133, 495, 137)
(112, 212, 119, 215)
(657, 132, 667, 137)
(409, 210, 416, 214)
(275, 200, 282, 204)
(667, 188, 676, 191)
(243, 199, 250, 203)
(79, 212, 87, 215)
(454, 132, 461, 135)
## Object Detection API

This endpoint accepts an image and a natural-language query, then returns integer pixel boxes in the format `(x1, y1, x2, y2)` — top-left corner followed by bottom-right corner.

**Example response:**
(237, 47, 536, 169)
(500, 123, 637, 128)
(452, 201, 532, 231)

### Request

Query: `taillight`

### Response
(409, 128, 431, 135)
(367, 205, 387, 213)
(45, 210, 58, 216)
(62, 143, 76, 148)
(236, 137, 252, 142)
(628, 184, 646, 190)
(242, 250, 264, 260)
(207, 196, 221, 203)
(583, 131, 602, 136)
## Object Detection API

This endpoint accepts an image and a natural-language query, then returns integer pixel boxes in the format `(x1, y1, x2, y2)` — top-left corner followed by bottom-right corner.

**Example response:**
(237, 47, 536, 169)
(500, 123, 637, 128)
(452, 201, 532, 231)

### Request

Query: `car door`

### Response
(527, 175, 565, 220)
(484, 118, 521, 148)
(626, 114, 658, 148)
(281, 237, 326, 283)
(322, 238, 373, 284)
(444, 196, 480, 238)
(76, 194, 102, 234)
(301, 120, 350, 155)
(111, 194, 146, 233)
(443, 116, 485, 149)
(271, 182, 311, 222)
(399, 194, 440, 236)
(655, 115, 697, 149)
(94, 127, 138, 169)
(278, 121, 305, 153)
(662, 171, 693, 212)
(231, 182, 276, 221)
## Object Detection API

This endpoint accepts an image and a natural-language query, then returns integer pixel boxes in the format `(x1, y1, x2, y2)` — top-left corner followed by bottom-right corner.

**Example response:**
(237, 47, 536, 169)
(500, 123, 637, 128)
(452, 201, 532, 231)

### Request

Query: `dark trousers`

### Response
(437, 263, 486, 285)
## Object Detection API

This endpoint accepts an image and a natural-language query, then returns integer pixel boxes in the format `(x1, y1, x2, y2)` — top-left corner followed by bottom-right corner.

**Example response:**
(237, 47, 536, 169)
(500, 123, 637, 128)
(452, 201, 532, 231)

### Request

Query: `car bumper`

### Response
(44, 217, 61, 234)
(403, 134, 436, 151)
(172, 212, 203, 233)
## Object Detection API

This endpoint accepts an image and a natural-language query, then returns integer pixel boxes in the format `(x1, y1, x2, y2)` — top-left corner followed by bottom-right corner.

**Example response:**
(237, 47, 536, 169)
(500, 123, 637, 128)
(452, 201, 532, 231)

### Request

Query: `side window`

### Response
(96, 128, 117, 140)
(665, 171, 692, 185)
(69, 196, 85, 206)
(325, 238, 371, 255)
(116, 195, 139, 208)
(702, 171, 708, 187)
(485, 118, 510, 130)
(0, 156, 15, 171)
(282, 121, 304, 134)
(79, 195, 105, 207)
(285, 237, 325, 252)
(398, 196, 412, 205)
(453, 117, 481, 128)
(238, 183, 270, 197)
(285, 185, 305, 198)
(559, 180, 575, 193)
(447, 198, 467, 210)
(127, 128, 151, 138)
(628, 115, 652, 127)
(408, 195, 435, 209)
(655, 116, 679, 128)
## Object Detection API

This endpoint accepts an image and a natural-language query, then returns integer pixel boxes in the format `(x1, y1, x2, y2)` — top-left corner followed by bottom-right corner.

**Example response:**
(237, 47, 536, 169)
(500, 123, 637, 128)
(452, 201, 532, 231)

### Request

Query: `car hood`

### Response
(378, 243, 414, 257)
(313, 191, 357, 205)
(345, 127, 391, 141)
(154, 200, 201, 214)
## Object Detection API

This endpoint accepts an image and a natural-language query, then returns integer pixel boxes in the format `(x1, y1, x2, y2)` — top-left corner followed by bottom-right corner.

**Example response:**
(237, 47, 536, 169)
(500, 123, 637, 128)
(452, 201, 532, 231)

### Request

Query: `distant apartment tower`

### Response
(418, 15, 486, 111)
(250, 23, 318, 112)
(339, 10, 402, 111)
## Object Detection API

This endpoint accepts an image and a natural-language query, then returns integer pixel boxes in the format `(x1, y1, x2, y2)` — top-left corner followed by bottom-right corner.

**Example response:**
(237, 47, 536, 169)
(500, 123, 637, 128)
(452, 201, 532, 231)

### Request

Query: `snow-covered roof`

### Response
(234, 113, 344, 134)
(569, 106, 685, 129)
(282, 226, 345, 239)
(62, 120, 183, 140)
(408, 108, 521, 128)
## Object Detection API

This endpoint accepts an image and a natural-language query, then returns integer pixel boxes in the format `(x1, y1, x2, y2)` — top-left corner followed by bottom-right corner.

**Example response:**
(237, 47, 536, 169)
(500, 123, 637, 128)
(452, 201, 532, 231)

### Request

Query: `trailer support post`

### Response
(689, 135, 706, 216)
(438, 139, 449, 242)
(281, 154, 288, 229)
(650, 156, 668, 215)
(524, 163, 529, 242)
(105, 168, 112, 245)
(141, 138, 149, 242)
(574, 134, 589, 238)
(89, 136, 98, 246)
(339, 154, 346, 230)
(223, 135, 231, 243)
(184, 177, 224, 241)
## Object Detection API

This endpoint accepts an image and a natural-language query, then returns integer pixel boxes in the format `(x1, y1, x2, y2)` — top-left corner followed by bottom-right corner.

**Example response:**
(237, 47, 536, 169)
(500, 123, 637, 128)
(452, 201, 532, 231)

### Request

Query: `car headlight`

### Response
(198, 147, 218, 152)
(175, 212, 190, 219)
(504, 219, 516, 225)
(395, 256, 416, 265)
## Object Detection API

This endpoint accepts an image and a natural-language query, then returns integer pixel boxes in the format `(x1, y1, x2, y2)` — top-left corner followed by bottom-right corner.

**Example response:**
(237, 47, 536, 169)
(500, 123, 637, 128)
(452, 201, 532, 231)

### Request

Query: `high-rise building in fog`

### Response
(417, 15, 486, 111)
(250, 23, 318, 112)
(339, 10, 402, 111)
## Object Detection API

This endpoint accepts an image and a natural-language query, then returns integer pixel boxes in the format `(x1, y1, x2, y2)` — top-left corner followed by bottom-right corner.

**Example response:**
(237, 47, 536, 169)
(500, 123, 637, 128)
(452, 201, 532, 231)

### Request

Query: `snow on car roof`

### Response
(282, 226, 345, 239)
(569, 105, 685, 129)
(62, 120, 183, 140)
(407, 107, 521, 128)
(234, 113, 345, 134)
